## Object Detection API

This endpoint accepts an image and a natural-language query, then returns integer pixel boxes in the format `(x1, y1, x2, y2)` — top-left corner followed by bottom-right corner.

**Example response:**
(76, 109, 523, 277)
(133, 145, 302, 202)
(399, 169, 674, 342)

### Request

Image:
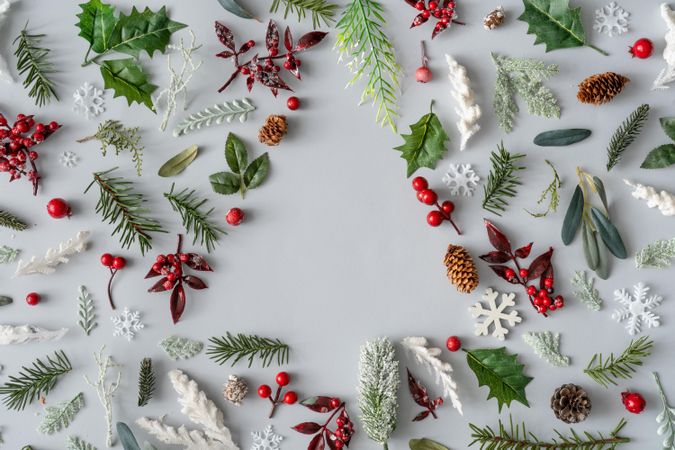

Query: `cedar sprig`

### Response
(584, 336, 653, 388)
(0, 209, 28, 231)
(84, 167, 166, 256)
(207, 332, 290, 368)
(526, 159, 561, 218)
(482, 141, 526, 216)
(0, 350, 72, 411)
(269, 0, 338, 29)
(164, 183, 225, 253)
(469, 415, 630, 449)
(78, 120, 144, 176)
(13, 24, 58, 107)
(606, 104, 650, 171)
(137, 357, 155, 407)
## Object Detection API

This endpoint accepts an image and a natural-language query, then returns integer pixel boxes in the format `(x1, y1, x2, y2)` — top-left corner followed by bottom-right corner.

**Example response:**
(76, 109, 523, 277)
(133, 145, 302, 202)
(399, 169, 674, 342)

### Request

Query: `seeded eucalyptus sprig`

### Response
(13, 24, 58, 107)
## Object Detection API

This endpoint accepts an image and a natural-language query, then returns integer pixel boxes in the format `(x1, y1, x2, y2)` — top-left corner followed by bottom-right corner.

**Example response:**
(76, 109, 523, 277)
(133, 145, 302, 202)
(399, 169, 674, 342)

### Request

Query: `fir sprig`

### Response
(137, 357, 155, 407)
(0, 350, 72, 411)
(482, 141, 526, 216)
(526, 159, 560, 218)
(584, 336, 654, 388)
(13, 24, 58, 107)
(84, 167, 166, 255)
(0, 209, 28, 231)
(606, 104, 650, 171)
(164, 183, 225, 253)
(269, 0, 338, 28)
(207, 332, 290, 368)
(78, 121, 144, 176)
(335, 0, 402, 132)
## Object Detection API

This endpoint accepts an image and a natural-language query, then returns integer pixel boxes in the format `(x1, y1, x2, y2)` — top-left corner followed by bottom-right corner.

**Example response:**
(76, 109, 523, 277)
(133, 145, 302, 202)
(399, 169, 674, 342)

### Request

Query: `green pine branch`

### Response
(13, 24, 58, 107)
(584, 336, 653, 388)
(0, 209, 28, 231)
(606, 104, 650, 171)
(207, 332, 290, 368)
(84, 167, 166, 255)
(0, 350, 72, 411)
(526, 159, 561, 218)
(482, 141, 526, 216)
(78, 120, 144, 176)
(269, 0, 338, 28)
(164, 183, 225, 253)
(137, 357, 155, 407)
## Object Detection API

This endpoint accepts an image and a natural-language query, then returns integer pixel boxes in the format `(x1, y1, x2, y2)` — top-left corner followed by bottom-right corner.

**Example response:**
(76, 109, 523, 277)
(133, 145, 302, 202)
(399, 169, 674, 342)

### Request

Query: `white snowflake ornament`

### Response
(612, 282, 662, 335)
(593, 2, 629, 37)
(251, 424, 283, 450)
(442, 163, 480, 196)
(111, 307, 144, 341)
(469, 288, 521, 341)
(59, 151, 79, 168)
(73, 82, 105, 119)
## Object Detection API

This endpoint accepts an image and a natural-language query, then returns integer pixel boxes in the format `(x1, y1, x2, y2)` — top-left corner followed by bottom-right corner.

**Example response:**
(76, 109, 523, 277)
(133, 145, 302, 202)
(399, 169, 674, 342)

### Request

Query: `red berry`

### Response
(179, 253, 190, 263)
(283, 391, 298, 404)
(412, 176, 428, 191)
(544, 277, 554, 288)
(527, 285, 537, 296)
(554, 296, 564, 308)
(427, 210, 443, 227)
(440, 200, 454, 215)
(538, 289, 548, 298)
(416, 190, 426, 202)
(446, 335, 461, 352)
(156, 255, 166, 264)
(28, 151, 38, 160)
(167, 254, 175, 263)
(16, 121, 29, 133)
(269, 47, 279, 57)
(283, 60, 292, 70)
(519, 268, 529, 279)
(162, 280, 174, 290)
(533, 296, 543, 306)
(429, 1, 438, 8)
(629, 38, 653, 59)
(167, 272, 176, 282)
(622, 391, 646, 414)
(334, 440, 344, 449)
(100, 253, 114, 267)
(152, 263, 162, 273)
(226, 207, 245, 226)
(329, 397, 341, 409)
(537, 305, 547, 313)
(287, 96, 301, 110)
(542, 296, 552, 307)
(26, 292, 41, 305)
(112, 256, 126, 270)
(548, 304, 557, 311)
(419, 189, 437, 205)
(504, 268, 516, 280)
(276, 371, 290, 386)
(48, 121, 59, 131)
(416, 66, 433, 83)
(258, 385, 272, 398)
(46, 198, 71, 219)
(415, 1, 425, 10)
(422, 9, 431, 19)
(246, 40, 255, 48)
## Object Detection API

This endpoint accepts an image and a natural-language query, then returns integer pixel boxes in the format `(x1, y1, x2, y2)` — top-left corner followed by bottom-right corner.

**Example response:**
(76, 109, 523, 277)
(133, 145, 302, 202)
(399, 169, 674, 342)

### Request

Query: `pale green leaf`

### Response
(159, 335, 203, 360)
(409, 438, 449, 450)
(67, 436, 98, 450)
(0, 245, 19, 264)
(570, 270, 603, 311)
(158, 145, 199, 177)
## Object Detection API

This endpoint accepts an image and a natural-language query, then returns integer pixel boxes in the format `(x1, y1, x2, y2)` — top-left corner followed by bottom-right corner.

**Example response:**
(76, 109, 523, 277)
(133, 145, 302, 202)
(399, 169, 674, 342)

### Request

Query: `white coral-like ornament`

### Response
(624, 179, 674, 216)
(14, 231, 90, 277)
(654, 3, 675, 89)
(445, 54, 481, 151)
(0, 324, 68, 345)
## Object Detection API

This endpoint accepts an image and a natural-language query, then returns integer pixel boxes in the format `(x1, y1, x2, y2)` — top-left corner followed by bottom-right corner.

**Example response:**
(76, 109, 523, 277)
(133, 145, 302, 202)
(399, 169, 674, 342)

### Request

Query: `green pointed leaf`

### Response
(107, 6, 186, 59)
(659, 116, 675, 141)
(640, 144, 675, 169)
(582, 221, 599, 270)
(243, 153, 270, 189)
(76, 0, 116, 53)
(592, 176, 608, 212)
(533, 128, 591, 146)
(209, 172, 241, 195)
(117, 422, 142, 450)
(465, 347, 532, 412)
(394, 105, 449, 177)
(216, 0, 256, 20)
(100, 58, 157, 111)
(409, 438, 449, 450)
(225, 133, 247, 174)
(158, 145, 199, 177)
(590, 207, 627, 259)
(595, 236, 610, 280)
(561, 185, 583, 245)
(0, 296, 12, 306)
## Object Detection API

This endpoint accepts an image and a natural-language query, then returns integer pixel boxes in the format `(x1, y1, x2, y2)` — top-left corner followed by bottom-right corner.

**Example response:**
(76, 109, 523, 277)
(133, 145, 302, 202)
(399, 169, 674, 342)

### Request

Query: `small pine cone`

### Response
(223, 374, 248, 406)
(444, 244, 479, 294)
(577, 72, 630, 105)
(551, 384, 592, 424)
(483, 6, 505, 30)
(258, 114, 288, 146)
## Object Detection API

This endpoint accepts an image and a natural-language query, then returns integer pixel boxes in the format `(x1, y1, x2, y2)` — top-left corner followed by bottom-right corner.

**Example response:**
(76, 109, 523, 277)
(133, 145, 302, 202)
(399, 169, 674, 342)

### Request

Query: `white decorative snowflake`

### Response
(612, 282, 662, 335)
(73, 82, 105, 119)
(59, 151, 79, 168)
(442, 163, 480, 196)
(593, 2, 629, 37)
(110, 307, 144, 341)
(469, 288, 521, 341)
(251, 424, 283, 450)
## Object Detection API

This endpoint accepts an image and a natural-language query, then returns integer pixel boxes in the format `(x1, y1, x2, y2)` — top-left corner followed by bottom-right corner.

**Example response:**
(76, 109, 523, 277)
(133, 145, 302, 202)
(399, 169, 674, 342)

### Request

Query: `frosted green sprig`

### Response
(522, 331, 569, 367)
(636, 238, 675, 269)
(570, 270, 603, 311)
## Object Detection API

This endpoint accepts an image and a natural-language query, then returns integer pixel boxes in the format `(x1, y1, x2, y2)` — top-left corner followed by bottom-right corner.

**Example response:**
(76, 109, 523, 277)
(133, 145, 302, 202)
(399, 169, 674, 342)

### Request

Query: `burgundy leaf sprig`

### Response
(405, 0, 464, 39)
(145, 234, 212, 324)
(292, 396, 354, 450)
(407, 368, 443, 421)
(215, 20, 328, 96)
(479, 219, 565, 317)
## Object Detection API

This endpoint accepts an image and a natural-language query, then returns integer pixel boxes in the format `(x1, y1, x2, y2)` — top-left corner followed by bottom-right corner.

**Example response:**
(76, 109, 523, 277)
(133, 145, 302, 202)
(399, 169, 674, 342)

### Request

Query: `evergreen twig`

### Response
(606, 104, 650, 171)
(584, 336, 653, 388)
(78, 121, 144, 176)
(38, 392, 85, 434)
(0, 209, 28, 231)
(635, 237, 675, 269)
(0, 350, 72, 410)
(137, 357, 155, 407)
(270, 0, 338, 28)
(526, 159, 561, 218)
(482, 141, 526, 216)
(13, 24, 58, 107)
(207, 332, 290, 368)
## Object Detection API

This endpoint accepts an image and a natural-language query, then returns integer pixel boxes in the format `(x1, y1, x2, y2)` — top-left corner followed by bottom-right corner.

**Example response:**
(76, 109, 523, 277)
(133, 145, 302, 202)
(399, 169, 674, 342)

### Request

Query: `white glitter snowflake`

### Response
(110, 307, 144, 341)
(251, 424, 283, 450)
(612, 282, 662, 335)
(469, 288, 521, 341)
(59, 151, 79, 168)
(442, 163, 480, 196)
(73, 82, 105, 119)
(593, 2, 629, 37)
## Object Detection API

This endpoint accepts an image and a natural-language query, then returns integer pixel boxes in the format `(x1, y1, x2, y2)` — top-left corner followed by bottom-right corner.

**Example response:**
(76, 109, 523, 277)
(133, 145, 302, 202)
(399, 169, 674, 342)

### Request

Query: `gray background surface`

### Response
(0, 0, 673, 448)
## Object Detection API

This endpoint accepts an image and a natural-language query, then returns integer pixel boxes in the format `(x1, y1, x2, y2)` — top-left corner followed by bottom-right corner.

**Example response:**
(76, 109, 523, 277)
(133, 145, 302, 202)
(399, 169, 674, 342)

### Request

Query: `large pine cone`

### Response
(577, 72, 630, 105)
(551, 384, 592, 423)
(258, 114, 288, 146)
(444, 244, 479, 294)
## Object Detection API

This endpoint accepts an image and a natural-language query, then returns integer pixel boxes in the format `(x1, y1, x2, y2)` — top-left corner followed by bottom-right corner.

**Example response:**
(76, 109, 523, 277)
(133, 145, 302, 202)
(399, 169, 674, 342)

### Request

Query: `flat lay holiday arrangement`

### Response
(0, 0, 674, 449)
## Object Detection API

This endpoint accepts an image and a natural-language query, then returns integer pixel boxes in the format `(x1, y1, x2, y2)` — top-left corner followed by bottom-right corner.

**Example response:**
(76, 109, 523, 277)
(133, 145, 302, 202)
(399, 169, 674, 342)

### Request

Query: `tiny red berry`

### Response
(46, 198, 71, 219)
(226, 207, 245, 226)
(416, 190, 426, 203)
(329, 397, 341, 409)
(427, 210, 444, 227)
(156, 255, 166, 264)
(538, 288, 548, 298)
(334, 440, 344, 449)
(549, 304, 557, 311)
(428, 1, 438, 9)
(440, 200, 454, 215)
(554, 295, 564, 308)
(179, 253, 190, 263)
(258, 384, 272, 398)
(162, 280, 174, 290)
(275, 371, 290, 386)
(542, 296, 552, 307)
(519, 268, 529, 279)
(537, 305, 547, 313)
(100, 253, 114, 267)
(415, 1, 425, 10)
(629, 38, 653, 59)
(412, 176, 428, 191)
(504, 268, 516, 280)
(283, 391, 298, 404)
(287, 96, 301, 110)
(544, 277, 554, 288)
(26, 292, 41, 306)
(422, 9, 431, 19)
(446, 335, 461, 352)
(416, 66, 433, 83)
(622, 391, 646, 414)
(419, 189, 437, 205)
(112, 256, 126, 270)
(527, 285, 537, 296)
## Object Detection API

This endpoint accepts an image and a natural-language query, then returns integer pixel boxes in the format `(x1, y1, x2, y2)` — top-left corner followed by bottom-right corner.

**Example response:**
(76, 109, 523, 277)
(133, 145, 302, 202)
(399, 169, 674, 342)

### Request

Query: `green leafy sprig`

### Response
(207, 332, 290, 368)
(482, 141, 526, 216)
(394, 101, 449, 177)
(13, 24, 58, 107)
(209, 133, 270, 199)
(584, 336, 653, 388)
(636, 238, 675, 269)
(137, 358, 155, 407)
(606, 104, 649, 171)
(269, 0, 338, 28)
(526, 160, 560, 218)
(0, 209, 28, 231)
(78, 120, 144, 176)
(77, 285, 97, 336)
(642, 117, 675, 169)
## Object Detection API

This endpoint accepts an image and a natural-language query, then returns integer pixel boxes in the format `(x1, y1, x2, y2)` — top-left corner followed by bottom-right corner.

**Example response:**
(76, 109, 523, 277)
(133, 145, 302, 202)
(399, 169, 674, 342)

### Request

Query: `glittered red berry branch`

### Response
(407, 368, 444, 421)
(406, 0, 464, 39)
(412, 176, 461, 234)
(293, 396, 354, 450)
(257, 371, 297, 418)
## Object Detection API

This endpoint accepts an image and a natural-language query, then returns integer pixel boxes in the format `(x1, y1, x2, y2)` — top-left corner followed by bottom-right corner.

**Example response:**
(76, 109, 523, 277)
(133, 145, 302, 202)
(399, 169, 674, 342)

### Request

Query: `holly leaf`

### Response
(100, 58, 157, 111)
(465, 347, 532, 412)
(394, 104, 449, 177)
(76, 0, 116, 53)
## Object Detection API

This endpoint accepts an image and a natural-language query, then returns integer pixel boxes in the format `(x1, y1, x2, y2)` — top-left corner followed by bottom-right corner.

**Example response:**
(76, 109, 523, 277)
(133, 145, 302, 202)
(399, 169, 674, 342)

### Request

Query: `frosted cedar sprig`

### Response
(526, 160, 560, 218)
(78, 120, 144, 176)
(137, 357, 155, 407)
(482, 141, 526, 216)
(13, 24, 58, 107)
(269, 0, 338, 29)
(584, 336, 654, 388)
(38, 392, 84, 434)
(606, 104, 650, 171)
(0, 209, 28, 231)
(635, 238, 675, 269)
(207, 332, 290, 368)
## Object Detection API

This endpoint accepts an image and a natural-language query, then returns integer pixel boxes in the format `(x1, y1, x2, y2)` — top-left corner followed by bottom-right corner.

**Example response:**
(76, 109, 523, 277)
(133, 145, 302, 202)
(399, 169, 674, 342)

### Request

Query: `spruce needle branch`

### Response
(584, 336, 653, 388)
(0, 209, 29, 231)
(13, 23, 58, 107)
(269, 0, 339, 28)
(207, 332, 290, 368)
(482, 141, 526, 216)
(606, 104, 649, 171)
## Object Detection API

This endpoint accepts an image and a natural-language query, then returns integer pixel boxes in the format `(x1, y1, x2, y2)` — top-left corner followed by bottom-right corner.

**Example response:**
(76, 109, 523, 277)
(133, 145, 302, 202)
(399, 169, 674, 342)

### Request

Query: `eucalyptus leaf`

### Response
(595, 237, 610, 280)
(659, 116, 675, 141)
(590, 207, 627, 259)
(533, 128, 591, 146)
(0, 296, 12, 306)
(158, 145, 199, 177)
(117, 422, 141, 450)
(582, 222, 599, 270)
(593, 176, 608, 212)
(409, 438, 449, 450)
(640, 144, 675, 169)
(243, 153, 270, 189)
(561, 185, 583, 245)
(209, 172, 241, 195)
(216, 0, 256, 20)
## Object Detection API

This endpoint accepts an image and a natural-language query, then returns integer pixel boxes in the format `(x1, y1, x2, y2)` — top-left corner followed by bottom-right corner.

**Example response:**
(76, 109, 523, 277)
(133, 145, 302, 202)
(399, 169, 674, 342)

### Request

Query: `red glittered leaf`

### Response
(258, 70, 292, 93)
(308, 433, 325, 450)
(479, 251, 511, 264)
(413, 410, 430, 422)
(300, 396, 336, 413)
(288, 65, 301, 80)
(145, 267, 161, 278)
(184, 253, 213, 271)
(246, 75, 255, 92)
(148, 277, 169, 292)
(266, 20, 280, 51)
(324, 430, 339, 450)
(271, 87, 279, 97)
(489, 265, 520, 284)
(284, 27, 293, 51)
(515, 242, 533, 259)
(295, 31, 328, 51)
(183, 275, 207, 290)
(170, 284, 186, 324)
(407, 369, 431, 408)
(216, 50, 235, 59)
(405, 0, 417, 6)
(410, 13, 429, 28)
(526, 247, 554, 282)
(484, 219, 512, 253)
(215, 22, 235, 50)
(293, 422, 322, 435)
(432, 24, 447, 39)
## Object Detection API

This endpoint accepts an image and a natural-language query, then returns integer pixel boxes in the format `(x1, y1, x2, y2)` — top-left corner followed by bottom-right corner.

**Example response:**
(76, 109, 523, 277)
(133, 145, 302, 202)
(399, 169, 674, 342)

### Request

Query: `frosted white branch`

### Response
(84, 347, 121, 447)
(14, 231, 90, 277)
(401, 336, 462, 415)
(654, 3, 675, 89)
(0, 324, 68, 344)
(0, 0, 17, 83)
(136, 418, 227, 450)
(445, 54, 481, 151)
(624, 179, 674, 216)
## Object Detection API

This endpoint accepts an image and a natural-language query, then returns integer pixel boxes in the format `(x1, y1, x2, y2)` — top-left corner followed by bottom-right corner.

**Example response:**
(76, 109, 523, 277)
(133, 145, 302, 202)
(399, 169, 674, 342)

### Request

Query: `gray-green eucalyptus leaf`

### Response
(158, 145, 199, 177)
(409, 438, 450, 450)
(533, 128, 591, 146)
(591, 207, 627, 259)
(561, 185, 583, 245)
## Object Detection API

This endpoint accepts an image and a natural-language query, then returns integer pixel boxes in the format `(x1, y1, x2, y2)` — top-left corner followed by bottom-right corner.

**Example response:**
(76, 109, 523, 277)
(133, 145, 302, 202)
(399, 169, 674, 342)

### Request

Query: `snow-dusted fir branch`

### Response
(636, 238, 675, 269)
(38, 392, 84, 434)
(66, 436, 98, 450)
(570, 270, 603, 311)
(445, 54, 481, 151)
(137, 369, 239, 450)
(0, 324, 68, 345)
(173, 99, 255, 137)
(14, 231, 90, 277)
(78, 286, 97, 336)
(400, 336, 462, 414)
(84, 347, 121, 447)
(155, 30, 202, 131)
(159, 335, 203, 360)
(358, 337, 399, 450)
(654, 3, 675, 89)
(0, 245, 19, 264)
(522, 331, 570, 367)
(624, 180, 674, 216)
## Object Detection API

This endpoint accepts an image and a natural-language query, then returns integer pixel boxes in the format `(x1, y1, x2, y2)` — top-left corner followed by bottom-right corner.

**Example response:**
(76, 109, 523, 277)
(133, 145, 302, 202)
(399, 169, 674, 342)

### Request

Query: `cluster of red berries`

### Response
(412, 176, 461, 234)
(151, 253, 188, 292)
(25, 292, 41, 306)
(505, 268, 565, 314)
(629, 38, 653, 59)
(100, 253, 127, 309)
(292, 396, 354, 449)
(0, 114, 60, 195)
(257, 371, 297, 418)
(621, 391, 646, 414)
(407, 0, 459, 39)
(46, 198, 72, 219)
(331, 401, 354, 448)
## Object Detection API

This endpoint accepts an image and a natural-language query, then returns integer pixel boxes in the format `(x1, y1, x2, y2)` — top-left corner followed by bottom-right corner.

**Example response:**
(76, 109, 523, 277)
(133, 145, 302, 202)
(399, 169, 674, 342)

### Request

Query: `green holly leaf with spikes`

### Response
(76, 0, 117, 53)
(100, 59, 157, 111)
(394, 102, 449, 177)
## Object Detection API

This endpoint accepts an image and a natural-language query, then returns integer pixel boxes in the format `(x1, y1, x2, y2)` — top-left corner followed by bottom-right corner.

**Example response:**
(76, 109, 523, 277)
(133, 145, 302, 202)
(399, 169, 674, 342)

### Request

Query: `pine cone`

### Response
(444, 244, 479, 294)
(483, 6, 505, 30)
(223, 374, 248, 406)
(577, 72, 630, 105)
(551, 384, 591, 424)
(258, 114, 287, 146)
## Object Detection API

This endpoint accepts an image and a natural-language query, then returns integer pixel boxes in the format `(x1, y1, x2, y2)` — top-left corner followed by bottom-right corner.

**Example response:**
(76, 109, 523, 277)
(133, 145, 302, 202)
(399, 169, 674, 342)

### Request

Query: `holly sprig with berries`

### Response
(293, 396, 354, 449)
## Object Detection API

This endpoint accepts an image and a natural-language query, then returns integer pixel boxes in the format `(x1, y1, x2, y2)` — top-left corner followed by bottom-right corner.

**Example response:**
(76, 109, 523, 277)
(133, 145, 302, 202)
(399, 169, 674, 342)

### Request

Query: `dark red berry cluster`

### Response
(100, 253, 127, 309)
(412, 176, 461, 234)
(0, 113, 60, 195)
(257, 371, 298, 418)
(215, 20, 327, 96)
(292, 396, 354, 449)
(406, 0, 460, 39)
